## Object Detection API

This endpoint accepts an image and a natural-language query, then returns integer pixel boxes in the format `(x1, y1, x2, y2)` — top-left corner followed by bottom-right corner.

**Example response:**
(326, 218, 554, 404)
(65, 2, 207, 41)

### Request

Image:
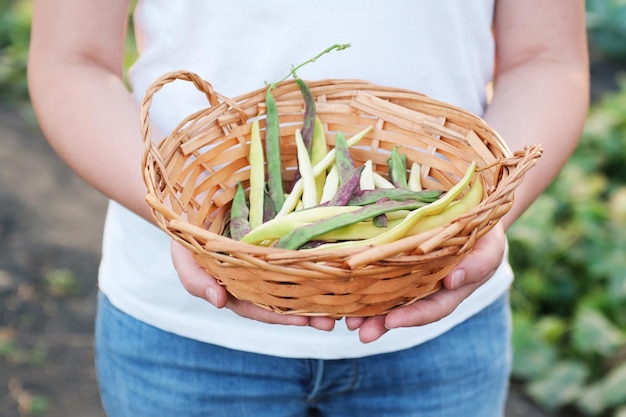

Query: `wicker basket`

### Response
(140, 70, 542, 318)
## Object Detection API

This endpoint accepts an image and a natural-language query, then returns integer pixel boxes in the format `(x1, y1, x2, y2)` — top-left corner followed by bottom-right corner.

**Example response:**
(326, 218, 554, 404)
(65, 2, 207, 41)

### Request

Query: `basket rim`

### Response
(140, 71, 543, 265)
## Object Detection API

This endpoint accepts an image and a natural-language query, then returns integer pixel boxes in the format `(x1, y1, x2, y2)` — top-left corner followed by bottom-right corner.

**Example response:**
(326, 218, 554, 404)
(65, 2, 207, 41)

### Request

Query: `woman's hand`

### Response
(170, 241, 337, 331)
(345, 223, 506, 343)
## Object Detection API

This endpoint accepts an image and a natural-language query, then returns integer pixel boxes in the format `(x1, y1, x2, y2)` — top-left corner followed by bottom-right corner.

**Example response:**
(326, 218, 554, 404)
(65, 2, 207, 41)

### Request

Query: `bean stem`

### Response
(263, 44, 351, 210)
(266, 44, 351, 92)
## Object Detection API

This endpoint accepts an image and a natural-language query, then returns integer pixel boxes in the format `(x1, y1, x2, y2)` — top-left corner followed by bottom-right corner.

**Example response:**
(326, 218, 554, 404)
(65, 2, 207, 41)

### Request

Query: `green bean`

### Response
(360, 160, 376, 190)
(372, 171, 395, 189)
(295, 76, 316, 153)
(316, 218, 404, 241)
(347, 188, 443, 206)
(334, 131, 356, 181)
(388, 146, 408, 189)
(275, 125, 373, 218)
(407, 161, 422, 191)
(313, 162, 477, 250)
(310, 117, 329, 201)
(407, 174, 483, 235)
(263, 188, 276, 223)
(264, 89, 285, 214)
(294, 128, 317, 208)
(276, 198, 433, 250)
(240, 205, 360, 245)
(248, 118, 265, 229)
(327, 166, 365, 206)
(372, 214, 388, 228)
(287, 77, 317, 191)
(229, 181, 251, 240)
(320, 165, 339, 204)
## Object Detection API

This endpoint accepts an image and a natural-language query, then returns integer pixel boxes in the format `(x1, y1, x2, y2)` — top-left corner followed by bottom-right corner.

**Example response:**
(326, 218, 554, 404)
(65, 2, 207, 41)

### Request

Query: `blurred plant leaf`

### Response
(44, 268, 79, 297)
(616, 405, 626, 417)
(527, 360, 589, 411)
(572, 306, 626, 356)
(511, 313, 559, 379)
(577, 361, 626, 415)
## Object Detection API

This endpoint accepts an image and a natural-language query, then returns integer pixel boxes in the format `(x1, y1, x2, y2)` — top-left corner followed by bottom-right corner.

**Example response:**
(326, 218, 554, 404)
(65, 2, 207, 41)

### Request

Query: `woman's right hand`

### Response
(170, 240, 338, 331)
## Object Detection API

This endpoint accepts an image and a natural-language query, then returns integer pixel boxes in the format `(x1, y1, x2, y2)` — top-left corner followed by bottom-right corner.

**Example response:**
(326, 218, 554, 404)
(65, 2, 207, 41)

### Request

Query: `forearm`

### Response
(29, 62, 153, 222)
(28, 0, 153, 222)
(484, 0, 590, 230)
(483, 60, 589, 230)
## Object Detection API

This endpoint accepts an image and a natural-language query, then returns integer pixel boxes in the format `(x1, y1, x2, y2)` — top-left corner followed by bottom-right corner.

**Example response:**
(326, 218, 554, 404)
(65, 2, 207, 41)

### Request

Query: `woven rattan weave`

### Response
(140, 70, 542, 317)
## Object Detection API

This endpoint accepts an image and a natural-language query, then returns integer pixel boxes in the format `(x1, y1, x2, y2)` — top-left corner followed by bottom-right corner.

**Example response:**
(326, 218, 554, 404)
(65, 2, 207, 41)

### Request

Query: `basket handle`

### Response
(491, 143, 543, 185)
(138, 70, 246, 151)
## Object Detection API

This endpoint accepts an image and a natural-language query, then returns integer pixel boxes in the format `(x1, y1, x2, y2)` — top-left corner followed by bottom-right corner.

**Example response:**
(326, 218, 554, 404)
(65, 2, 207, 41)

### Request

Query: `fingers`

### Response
(443, 223, 505, 290)
(353, 315, 388, 343)
(383, 284, 480, 329)
(170, 240, 229, 308)
(308, 316, 338, 331)
(381, 224, 507, 331)
(351, 278, 483, 343)
(226, 299, 310, 326)
(345, 316, 366, 331)
(345, 315, 389, 343)
(170, 240, 336, 330)
(224, 299, 336, 329)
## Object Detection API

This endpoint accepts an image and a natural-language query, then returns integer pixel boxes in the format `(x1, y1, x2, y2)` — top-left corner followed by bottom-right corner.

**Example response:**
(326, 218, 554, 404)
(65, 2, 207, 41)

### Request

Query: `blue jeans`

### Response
(95, 292, 511, 417)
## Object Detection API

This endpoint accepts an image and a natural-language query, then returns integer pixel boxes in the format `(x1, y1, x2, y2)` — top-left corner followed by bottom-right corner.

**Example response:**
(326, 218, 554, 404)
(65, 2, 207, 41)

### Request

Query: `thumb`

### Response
(443, 223, 506, 290)
(170, 240, 229, 308)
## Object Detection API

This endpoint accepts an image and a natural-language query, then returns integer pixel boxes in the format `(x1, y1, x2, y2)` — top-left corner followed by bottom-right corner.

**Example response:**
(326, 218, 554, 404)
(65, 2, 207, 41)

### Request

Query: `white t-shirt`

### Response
(99, 0, 513, 359)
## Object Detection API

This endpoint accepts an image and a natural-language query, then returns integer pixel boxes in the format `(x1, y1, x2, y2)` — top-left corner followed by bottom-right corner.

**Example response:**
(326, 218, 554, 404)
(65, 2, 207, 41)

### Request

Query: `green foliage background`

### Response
(587, 0, 626, 61)
(508, 81, 626, 416)
(2, 0, 626, 415)
(0, 0, 31, 105)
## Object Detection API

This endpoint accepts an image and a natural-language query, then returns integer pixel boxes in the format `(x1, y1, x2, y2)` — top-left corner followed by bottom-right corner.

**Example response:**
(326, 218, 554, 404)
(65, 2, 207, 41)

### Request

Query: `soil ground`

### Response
(0, 58, 622, 416)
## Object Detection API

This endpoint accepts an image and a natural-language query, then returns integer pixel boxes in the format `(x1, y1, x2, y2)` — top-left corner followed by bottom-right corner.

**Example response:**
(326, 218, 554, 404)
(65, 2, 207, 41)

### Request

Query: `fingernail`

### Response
(451, 269, 465, 289)
(384, 319, 396, 330)
(205, 287, 218, 306)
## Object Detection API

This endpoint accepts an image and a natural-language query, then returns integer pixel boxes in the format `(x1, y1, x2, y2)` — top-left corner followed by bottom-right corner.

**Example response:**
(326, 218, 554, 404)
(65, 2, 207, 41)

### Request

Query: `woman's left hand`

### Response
(345, 222, 506, 343)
